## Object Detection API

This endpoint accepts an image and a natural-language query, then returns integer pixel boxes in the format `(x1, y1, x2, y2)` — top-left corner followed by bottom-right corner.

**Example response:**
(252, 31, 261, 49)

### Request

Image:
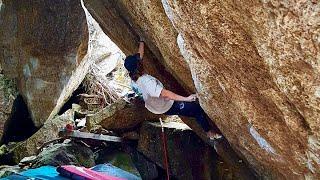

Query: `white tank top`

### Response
(134, 74, 174, 114)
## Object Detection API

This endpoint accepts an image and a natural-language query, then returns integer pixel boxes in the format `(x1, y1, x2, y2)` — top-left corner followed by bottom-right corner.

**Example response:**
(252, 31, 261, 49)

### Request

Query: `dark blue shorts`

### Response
(165, 101, 210, 132)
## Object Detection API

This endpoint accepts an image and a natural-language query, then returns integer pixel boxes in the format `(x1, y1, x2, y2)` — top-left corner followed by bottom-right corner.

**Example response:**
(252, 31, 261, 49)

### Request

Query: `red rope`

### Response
(161, 131, 170, 180)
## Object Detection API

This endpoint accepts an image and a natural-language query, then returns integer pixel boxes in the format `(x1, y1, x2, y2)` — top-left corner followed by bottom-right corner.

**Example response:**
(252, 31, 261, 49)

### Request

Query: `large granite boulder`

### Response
(83, 1, 320, 179)
(0, 0, 88, 127)
(162, 1, 320, 179)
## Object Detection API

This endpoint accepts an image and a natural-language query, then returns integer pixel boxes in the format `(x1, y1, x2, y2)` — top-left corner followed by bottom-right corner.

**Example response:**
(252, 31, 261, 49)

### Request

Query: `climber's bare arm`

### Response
(160, 89, 196, 102)
(138, 41, 144, 59)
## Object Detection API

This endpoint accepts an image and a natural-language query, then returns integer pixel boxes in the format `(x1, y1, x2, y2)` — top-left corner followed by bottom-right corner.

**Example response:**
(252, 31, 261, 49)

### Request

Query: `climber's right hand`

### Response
(185, 94, 197, 102)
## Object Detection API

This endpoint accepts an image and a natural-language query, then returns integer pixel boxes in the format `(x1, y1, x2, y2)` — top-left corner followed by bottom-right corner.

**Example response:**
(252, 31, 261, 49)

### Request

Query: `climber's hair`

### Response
(129, 61, 144, 81)
(124, 53, 144, 81)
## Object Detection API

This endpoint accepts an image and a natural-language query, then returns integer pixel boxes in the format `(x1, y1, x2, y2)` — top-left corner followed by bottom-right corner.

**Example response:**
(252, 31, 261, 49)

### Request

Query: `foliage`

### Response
(0, 74, 18, 101)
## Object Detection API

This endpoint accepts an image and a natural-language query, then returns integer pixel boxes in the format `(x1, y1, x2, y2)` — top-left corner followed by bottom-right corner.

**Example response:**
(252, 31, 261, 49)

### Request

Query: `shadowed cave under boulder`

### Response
(1, 95, 38, 145)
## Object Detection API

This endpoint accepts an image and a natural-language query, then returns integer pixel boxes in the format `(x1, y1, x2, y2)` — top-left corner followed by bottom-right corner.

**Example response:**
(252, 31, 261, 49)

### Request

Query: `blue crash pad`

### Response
(91, 164, 140, 180)
(1, 166, 68, 180)
(2, 164, 140, 180)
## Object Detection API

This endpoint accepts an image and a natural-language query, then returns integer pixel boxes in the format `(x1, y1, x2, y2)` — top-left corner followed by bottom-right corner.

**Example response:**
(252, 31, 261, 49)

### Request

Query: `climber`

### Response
(124, 39, 222, 140)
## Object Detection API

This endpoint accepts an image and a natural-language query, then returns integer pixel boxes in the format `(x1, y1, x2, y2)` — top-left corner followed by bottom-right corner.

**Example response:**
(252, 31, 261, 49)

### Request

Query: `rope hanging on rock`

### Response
(160, 118, 170, 180)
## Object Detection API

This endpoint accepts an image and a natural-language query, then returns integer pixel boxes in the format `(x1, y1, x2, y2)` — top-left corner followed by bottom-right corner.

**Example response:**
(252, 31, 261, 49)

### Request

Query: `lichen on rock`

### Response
(0, 73, 18, 141)
(31, 141, 95, 168)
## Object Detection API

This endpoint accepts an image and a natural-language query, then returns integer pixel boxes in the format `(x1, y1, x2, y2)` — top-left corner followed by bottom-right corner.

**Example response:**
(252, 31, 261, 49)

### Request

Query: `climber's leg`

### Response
(165, 101, 222, 140)
(165, 101, 211, 132)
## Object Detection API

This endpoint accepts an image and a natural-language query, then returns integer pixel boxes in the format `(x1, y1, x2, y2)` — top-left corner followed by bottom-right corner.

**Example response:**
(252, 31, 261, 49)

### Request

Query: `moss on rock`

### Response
(0, 74, 17, 101)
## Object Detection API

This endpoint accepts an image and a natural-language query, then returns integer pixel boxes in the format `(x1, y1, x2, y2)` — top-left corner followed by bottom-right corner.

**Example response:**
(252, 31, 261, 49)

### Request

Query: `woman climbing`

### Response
(124, 39, 222, 140)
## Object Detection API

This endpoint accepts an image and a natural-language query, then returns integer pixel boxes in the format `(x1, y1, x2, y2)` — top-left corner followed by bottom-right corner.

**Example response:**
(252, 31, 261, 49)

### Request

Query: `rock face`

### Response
(84, 1, 320, 179)
(86, 99, 162, 131)
(84, 0, 192, 96)
(163, 1, 320, 179)
(12, 109, 74, 163)
(138, 122, 217, 180)
(0, 0, 88, 127)
(129, 149, 159, 180)
(31, 142, 95, 168)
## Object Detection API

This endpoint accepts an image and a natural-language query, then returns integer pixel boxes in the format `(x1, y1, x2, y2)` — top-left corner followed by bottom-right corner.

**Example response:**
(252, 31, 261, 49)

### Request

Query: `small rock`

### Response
(31, 141, 95, 168)
(76, 117, 87, 128)
(0, 145, 8, 155)
(0, 165, 22, 178)
(19, 156, 37, 164)
(63, 139, 72, 144)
